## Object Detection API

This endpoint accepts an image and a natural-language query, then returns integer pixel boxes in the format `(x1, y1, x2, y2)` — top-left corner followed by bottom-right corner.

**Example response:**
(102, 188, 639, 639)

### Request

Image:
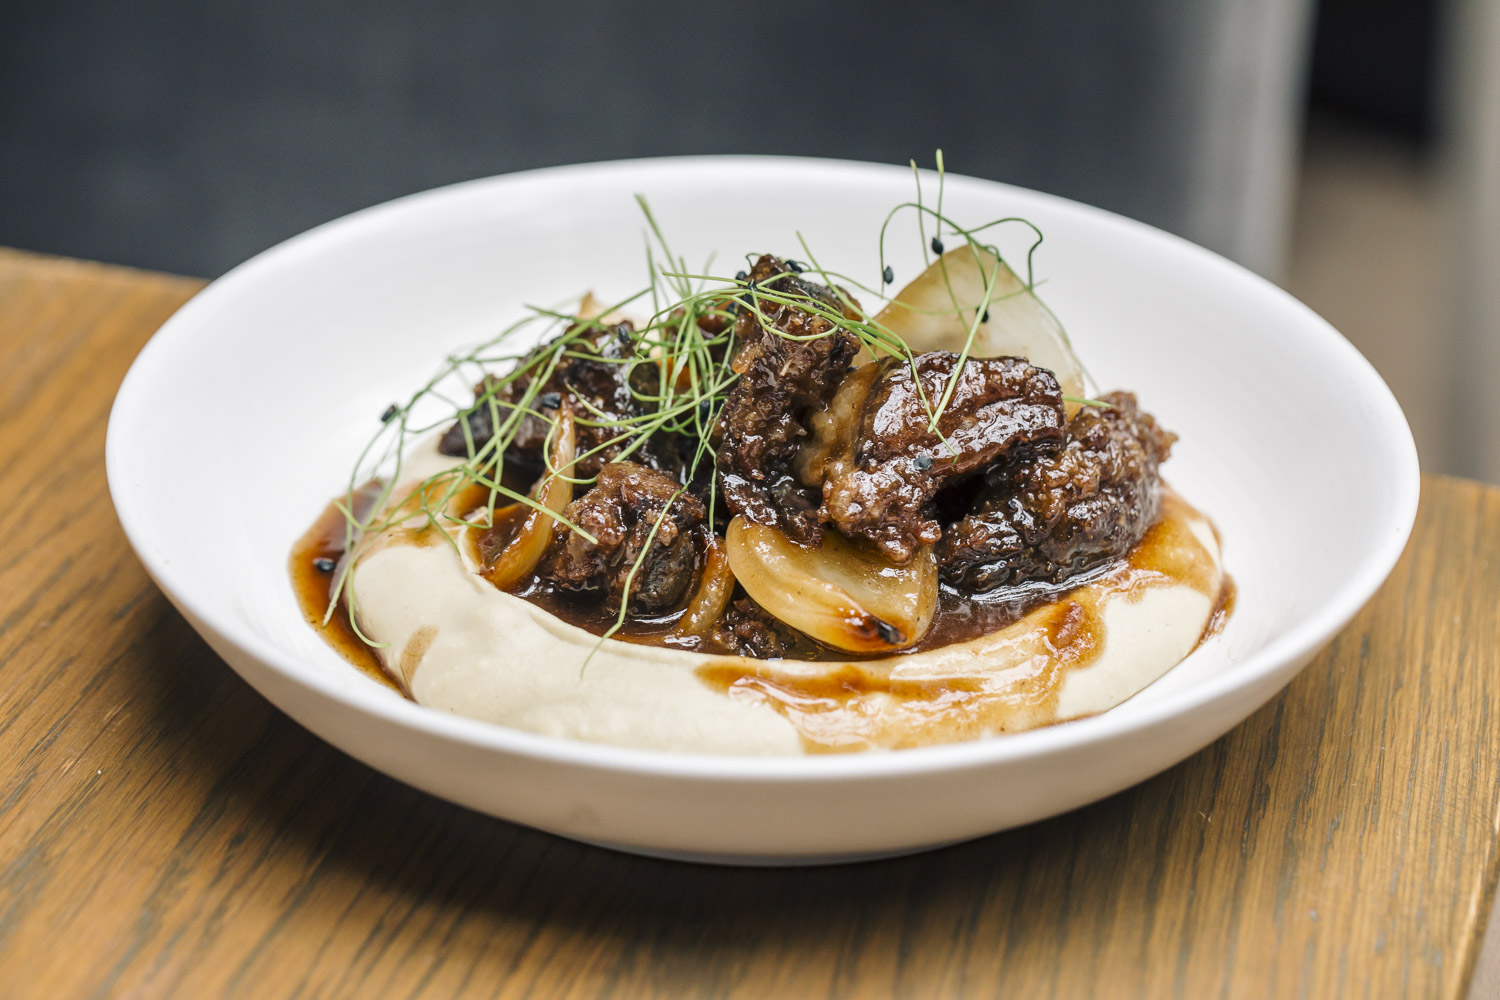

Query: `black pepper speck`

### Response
(882, 265, 895, 285)
(313, 557, 336, 573)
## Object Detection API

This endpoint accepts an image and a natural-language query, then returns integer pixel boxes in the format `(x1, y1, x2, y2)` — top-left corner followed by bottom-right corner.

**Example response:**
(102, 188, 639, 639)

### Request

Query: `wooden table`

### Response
(2, 247, 1498, 999)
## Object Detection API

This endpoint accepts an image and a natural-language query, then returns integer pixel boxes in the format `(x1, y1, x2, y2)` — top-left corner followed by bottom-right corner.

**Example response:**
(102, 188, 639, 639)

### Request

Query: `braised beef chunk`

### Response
(716, 254, 862, 543)
(820, 353, 1067, 563)
(436, 244, 1183, 659)
(711, 597, 815, 659)
(937, 391, 1174, 591)
(540, 462, 706, 611)
(439, 322, 681, 478)
(438, 375, 499, 458)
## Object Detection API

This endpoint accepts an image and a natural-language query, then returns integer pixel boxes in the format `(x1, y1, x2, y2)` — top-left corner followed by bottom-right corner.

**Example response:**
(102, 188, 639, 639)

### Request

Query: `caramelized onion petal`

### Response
(672, 535, 735, 637)
(577, 291, 628, 325)
(485, 410, 577, 589)
(725, 516, 936, 653)
(874, 246, 1088, 412)
(794, 361, 877, 489)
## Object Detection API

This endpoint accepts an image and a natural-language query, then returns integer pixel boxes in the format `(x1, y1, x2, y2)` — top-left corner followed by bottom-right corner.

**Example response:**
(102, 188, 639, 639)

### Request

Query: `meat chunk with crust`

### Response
(937, 391, 1175, 591)
(819, 353, 1067, 563)
(716, 255, 862, 544)
(541, 461, 706, 611)
(440, 321, 681, 478)
(708, 596, 815, 659)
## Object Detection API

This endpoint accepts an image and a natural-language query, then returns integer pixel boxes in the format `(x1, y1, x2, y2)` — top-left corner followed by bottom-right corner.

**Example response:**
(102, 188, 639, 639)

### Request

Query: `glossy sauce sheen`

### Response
(518, 564, 1085, 658)
(519, 491, 1224, 659)
(289, 486, 401, 693)
(293, 483, 1230, 751)
(697, 489, 1231, 751)
(1201, 574, 1237, 642)
(292, 468, 540, 692)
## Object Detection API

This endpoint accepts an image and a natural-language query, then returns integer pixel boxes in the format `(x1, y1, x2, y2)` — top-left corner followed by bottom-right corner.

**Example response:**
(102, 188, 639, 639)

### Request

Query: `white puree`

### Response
(350, 444, 1223, 755)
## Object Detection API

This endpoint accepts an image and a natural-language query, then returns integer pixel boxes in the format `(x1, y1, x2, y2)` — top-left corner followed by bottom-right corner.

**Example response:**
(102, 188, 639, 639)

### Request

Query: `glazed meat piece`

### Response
(541, 461, 706, 611)
(438, 379, 501, 458)
(710, 596, 817, 659)
(817, 353, 1067, 563)
(938, 391, 1175, 591)
(716, 255, 862, 544)
(440, 321, 680, 478)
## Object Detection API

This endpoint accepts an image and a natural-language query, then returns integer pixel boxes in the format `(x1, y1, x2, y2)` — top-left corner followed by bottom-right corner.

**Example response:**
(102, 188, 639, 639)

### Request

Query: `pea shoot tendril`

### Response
(325, 153, 1082, 658)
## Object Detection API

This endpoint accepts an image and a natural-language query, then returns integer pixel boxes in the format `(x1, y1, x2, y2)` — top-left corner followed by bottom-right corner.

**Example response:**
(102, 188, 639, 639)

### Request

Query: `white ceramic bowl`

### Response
(106, 157, 1418, 864)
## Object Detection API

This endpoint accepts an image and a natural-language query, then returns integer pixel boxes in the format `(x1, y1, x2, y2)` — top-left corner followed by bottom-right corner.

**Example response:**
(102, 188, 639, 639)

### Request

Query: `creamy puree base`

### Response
(344, 478, 1223, 755)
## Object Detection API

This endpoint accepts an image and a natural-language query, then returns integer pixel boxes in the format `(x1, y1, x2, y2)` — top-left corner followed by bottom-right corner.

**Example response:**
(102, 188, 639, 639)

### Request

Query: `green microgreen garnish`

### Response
(326, 153, 1082, 660)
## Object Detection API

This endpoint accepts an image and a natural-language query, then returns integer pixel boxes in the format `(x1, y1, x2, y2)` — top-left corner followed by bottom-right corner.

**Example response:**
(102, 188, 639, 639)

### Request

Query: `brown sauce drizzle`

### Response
(506, 557, 1073, 660)
(511, 488, 1226, 660)
(1200, 574, 1237, 643)
(289, 483, 402, 693)
(291, 474, 1233, 749)
(289, 465, 544, 696)
(694, 488, 1230, 752)
(698, 597, 1098, 751)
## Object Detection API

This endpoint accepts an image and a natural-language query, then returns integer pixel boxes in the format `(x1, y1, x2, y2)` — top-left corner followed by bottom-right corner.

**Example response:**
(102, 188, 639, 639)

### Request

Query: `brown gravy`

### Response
(1201, 574, 1237, 643)
(697, 597, 1098, 751)
(695, 490, 1233, 752)
(288, 484, 401, 693)
(291, 480, 1232, 747)
(291, 468, 539, 694)
(515, 489, 1227, 659)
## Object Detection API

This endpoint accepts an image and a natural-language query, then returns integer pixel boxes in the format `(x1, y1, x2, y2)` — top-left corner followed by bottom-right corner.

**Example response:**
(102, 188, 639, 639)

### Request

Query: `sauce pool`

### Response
(289, 484, 402, 693)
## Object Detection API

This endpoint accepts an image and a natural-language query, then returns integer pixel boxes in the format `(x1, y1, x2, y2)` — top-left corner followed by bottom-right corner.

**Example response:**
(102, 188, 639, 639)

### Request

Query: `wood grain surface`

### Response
(1, 247, 1498, 999)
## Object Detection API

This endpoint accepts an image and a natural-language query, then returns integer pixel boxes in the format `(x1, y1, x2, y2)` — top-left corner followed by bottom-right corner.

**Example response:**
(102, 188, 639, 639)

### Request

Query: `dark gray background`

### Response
(0, 0, 1439, 279)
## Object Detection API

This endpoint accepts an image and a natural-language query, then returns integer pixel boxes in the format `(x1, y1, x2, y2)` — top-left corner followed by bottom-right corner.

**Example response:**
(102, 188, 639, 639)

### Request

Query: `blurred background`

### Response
(2, 0, 1497, 482)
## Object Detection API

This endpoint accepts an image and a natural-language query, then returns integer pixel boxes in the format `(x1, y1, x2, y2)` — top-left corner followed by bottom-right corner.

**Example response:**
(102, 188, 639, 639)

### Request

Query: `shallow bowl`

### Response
(106, 157, 1419, 863)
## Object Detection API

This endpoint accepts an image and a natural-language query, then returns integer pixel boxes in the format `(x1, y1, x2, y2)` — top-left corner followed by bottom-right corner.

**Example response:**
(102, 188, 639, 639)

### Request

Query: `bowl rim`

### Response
(106, 153, 1421, 781)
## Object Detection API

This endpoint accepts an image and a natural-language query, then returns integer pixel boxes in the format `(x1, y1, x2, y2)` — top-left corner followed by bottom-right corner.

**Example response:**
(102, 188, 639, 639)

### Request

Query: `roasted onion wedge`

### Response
(794, 361, 877, 489)
(576, 291, 628, 325)
(725, 516, 937, 653)
(874, 246, 1088, 410)
(484, 409, 577, 589)
(672, 536, 735, 637)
